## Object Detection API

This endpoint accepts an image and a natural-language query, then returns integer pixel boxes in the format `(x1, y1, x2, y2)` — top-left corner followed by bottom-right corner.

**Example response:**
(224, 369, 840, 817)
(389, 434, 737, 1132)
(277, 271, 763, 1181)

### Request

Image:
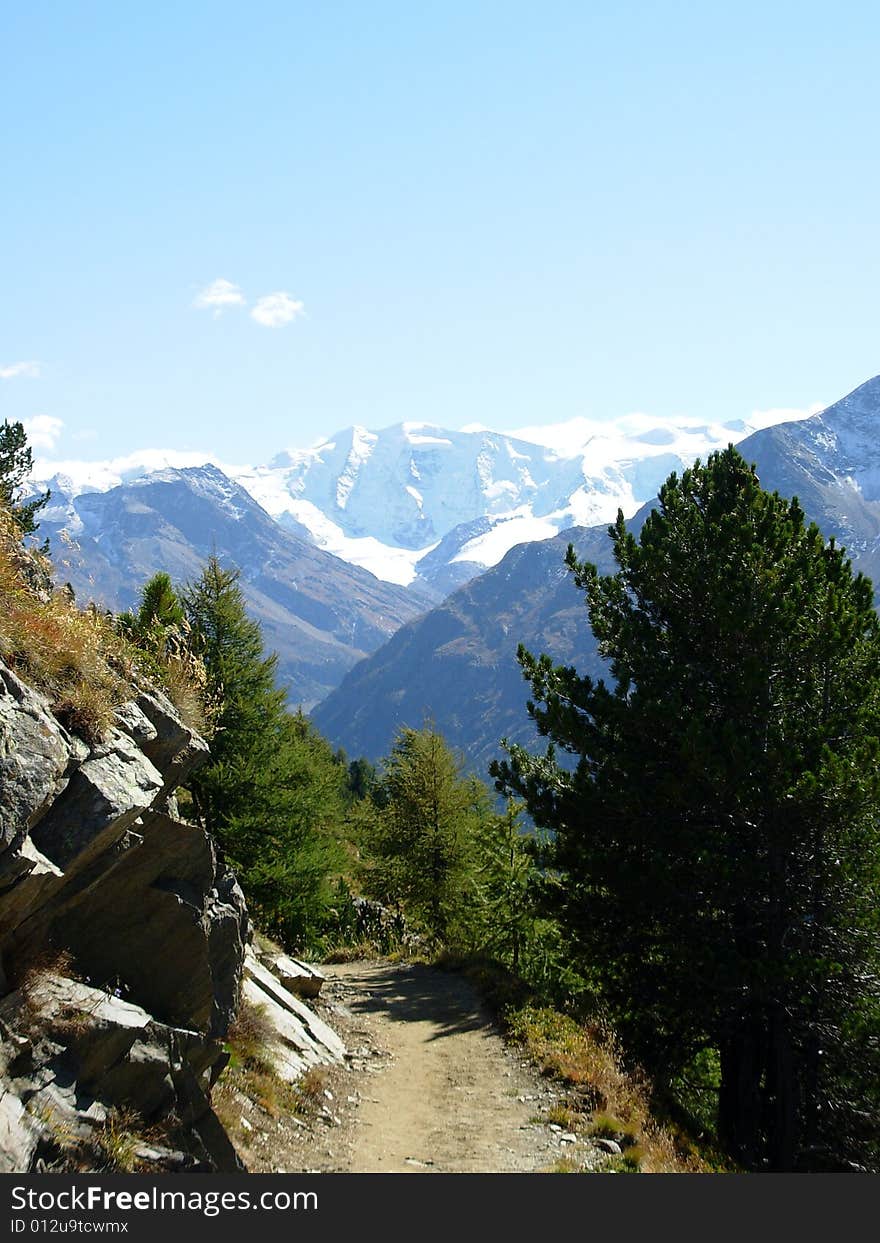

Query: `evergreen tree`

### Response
(119, 572, 185, 654)
(346, 756, 378, 803)
(471, 800, 536, 971)
(223, 711, 346, 948)
(182, 556, 343, 949)
(364, 725, 486, 944)
(182, 555, 285, 825)
(0, 419, 50, 543)
(492, 447, 880, 1171)
(135, 571, 184, 632)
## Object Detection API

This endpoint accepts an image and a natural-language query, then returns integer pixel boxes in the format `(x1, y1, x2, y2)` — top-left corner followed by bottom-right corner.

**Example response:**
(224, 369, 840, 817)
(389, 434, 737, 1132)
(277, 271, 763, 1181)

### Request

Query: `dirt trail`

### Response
(310, 960, 576, 1173)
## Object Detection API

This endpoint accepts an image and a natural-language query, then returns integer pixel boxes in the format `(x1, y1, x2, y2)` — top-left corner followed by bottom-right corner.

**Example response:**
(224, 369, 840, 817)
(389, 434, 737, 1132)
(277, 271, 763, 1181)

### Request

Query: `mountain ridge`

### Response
(311, 375, 880, 769)
(37, 465, 428, 710)
(31, 404, 813, 593)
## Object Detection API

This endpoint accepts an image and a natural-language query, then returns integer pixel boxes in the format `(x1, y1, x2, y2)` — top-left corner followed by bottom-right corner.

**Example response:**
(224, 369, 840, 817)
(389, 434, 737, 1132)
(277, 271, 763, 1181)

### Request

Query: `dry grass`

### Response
(323, 941, 378, 964)
(27, 1101, 158, 1174)
(215, 997, 304, 1126)
(214, 996, 336, 1153)
(507, 1006, 709, 1173)
(0, 512, 210, 741)
(8, 943, 78, 995)
(0, 513, 129, 741)
(224, 999, 278, 1074)
(296, 1065, 329, 1106)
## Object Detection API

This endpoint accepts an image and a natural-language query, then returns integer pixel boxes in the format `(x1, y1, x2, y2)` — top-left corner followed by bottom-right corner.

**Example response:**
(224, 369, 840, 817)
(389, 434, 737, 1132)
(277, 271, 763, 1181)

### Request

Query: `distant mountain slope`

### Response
(230, 413, 808, 588)
(738, 376, 880, 587)
(312, 376, 880, 771)
(38, 465, 428, 709)
(32, 407, 805, 594)
(311, 523, 621, 773)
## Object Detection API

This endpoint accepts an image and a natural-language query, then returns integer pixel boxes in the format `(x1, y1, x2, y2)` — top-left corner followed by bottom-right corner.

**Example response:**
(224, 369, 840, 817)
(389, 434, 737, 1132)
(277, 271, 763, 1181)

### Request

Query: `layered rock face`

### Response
(0, 660, 250, 1172)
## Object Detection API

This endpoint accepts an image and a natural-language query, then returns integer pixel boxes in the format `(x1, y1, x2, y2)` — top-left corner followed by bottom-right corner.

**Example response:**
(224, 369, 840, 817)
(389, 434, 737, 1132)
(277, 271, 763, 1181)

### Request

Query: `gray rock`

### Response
(30, 729, 163, 870)
(256, 949, 326, 999)
(244, 949, 346, 1062)
(0, 656, 339, 1174)
(594, 1137, 622, 1154)
(45, 812, 248, 1036)
(113, 702, 158, 747)
(0, 1087, 41, 1172)
(0, 664, 74, 863)
(136, 690, 210, 800)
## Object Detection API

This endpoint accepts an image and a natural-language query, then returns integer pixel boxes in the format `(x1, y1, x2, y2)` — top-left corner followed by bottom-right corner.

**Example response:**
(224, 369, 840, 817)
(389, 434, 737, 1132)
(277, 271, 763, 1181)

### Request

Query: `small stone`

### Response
(560, 1132, 577, 1144)
(240, 1117, 253, 1132)
(595, 1137, 622, 1154)
(548, 1123, 563, 1133)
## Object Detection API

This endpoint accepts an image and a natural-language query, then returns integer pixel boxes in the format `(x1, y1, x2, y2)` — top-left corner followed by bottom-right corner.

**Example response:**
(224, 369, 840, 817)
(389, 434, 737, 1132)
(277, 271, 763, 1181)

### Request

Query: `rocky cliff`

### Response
(0, 659, 252, 1172)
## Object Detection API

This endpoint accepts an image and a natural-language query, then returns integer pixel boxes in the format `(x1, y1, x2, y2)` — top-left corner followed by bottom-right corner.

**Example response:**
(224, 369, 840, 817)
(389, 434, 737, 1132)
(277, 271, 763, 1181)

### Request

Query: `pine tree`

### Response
(0, 419, 50, 543)
(182, 555, 285, 825)
(364, 725, 486, 945)
(492, 446, 880, 1171)
(224, 711, 346, 949)
(135, 571, 184, 632)
(182, 556, 343, 949)
(471, 800, 536, 971)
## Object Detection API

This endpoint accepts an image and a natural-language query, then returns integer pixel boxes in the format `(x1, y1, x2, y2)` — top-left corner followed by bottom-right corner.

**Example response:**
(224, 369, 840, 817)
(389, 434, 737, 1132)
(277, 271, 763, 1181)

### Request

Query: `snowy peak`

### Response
(29, 393, 845, 591)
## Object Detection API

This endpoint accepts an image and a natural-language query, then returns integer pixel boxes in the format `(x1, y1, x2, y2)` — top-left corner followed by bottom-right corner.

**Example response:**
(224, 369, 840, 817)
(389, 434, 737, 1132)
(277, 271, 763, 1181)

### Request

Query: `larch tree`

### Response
(182, 556, 344, 949)
(492, 446, 880, 1171)
(365, 725, 486, 945)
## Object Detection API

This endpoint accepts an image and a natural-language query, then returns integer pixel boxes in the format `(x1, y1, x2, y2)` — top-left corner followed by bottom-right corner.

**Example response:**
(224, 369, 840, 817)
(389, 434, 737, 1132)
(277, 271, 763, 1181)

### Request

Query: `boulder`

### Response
(244, 948, 346, 1064)
(113, 701, 158, 748)
(255, 947, 326, 999)
(0, 663, 77, 863)
(30, 729, 163, 870)
(136, 690, 210, 801)
(44, 813, 248, 1036)
(0, 654, 347, 1174)
(0, 1087, 41, 1173)
(0, 972, 242, 1172)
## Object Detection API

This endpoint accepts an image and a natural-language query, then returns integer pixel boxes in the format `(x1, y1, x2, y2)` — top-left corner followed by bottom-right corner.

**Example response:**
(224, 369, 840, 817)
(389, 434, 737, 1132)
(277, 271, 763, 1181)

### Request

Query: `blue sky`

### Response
(1, 1, 878, 463)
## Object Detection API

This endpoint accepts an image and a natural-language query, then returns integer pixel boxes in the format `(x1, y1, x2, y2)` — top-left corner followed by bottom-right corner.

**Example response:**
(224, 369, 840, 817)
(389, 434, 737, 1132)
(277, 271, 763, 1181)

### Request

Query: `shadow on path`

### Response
(345, 962, 493, 1043)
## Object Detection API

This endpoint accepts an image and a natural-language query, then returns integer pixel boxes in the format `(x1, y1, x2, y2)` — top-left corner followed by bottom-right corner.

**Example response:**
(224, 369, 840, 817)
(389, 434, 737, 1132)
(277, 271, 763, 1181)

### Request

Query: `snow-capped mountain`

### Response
(34, 464, 427, 710)
(31, 405, 813, 594)
(312, 375, 880, 768)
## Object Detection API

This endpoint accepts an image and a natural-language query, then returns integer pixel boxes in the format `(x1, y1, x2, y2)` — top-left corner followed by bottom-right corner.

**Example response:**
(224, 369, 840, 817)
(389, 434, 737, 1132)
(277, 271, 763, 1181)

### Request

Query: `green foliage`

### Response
(135, 571, 184, 632)
(470, 800, 538, 972)
(346, 755, 378, 802)
(360, 725, 487, 945)
(182, 556, 344, 950)
(182, 556, 286, 777)
(221, 711, 347, 948)
(492, 446, 880, 1171)
(0, 419, 50, 542)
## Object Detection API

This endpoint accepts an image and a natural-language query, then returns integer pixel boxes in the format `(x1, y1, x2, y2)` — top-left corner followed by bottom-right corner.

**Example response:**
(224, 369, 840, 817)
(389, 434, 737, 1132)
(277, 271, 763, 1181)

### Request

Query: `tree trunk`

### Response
(718, 1021, 764, 1167)
(766, 1004, 797, 1171)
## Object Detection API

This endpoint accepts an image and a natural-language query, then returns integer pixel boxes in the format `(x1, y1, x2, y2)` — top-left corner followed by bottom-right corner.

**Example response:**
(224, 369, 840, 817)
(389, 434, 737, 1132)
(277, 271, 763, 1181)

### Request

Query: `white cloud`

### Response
(193, 278, 246, 316)
(0, 361, 40, 380)
(250, 292, 305, 328)
(23, 415, 64, 452)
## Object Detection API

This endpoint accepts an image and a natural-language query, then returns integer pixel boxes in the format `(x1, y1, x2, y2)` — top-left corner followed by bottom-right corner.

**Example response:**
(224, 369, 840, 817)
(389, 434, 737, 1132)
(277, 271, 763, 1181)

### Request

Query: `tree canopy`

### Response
(0, 419, 50, 543)
(492, 446, 880, 1171)
(361, 724, 489, 945)
(182, 555, 344, 948)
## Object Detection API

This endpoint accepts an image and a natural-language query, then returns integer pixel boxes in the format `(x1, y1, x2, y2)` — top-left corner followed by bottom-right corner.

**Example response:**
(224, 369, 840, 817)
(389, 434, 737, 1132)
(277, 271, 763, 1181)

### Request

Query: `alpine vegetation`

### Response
(492, 447, 880, 1171)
